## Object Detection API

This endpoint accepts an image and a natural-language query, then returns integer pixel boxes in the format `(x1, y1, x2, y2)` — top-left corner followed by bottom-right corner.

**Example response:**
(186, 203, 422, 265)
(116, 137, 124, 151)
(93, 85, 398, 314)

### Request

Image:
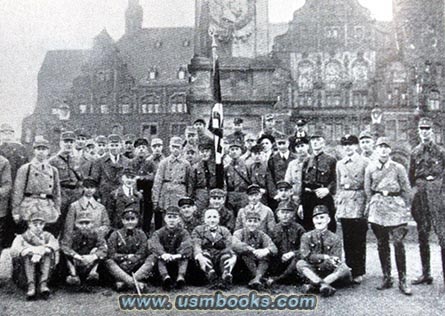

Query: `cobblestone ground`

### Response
(1, 242, 444, 316)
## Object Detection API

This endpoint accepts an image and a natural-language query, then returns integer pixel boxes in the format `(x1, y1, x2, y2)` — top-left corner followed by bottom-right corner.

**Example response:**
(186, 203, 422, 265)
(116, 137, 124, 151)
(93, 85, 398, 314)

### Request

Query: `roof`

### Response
(117, 27, 194, 83)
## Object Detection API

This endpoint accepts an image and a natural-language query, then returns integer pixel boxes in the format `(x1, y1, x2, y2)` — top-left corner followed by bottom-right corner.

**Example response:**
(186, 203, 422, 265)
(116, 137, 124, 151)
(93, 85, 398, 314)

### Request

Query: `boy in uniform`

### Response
(233, 210, 278, 290)
(106, 206, 155, 292)
(149, 206, 193, 290)
(297, 205, 351, 297)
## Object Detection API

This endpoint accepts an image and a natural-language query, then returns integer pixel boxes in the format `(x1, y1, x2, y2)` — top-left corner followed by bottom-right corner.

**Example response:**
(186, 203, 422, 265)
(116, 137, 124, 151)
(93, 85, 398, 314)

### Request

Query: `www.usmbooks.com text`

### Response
(118, 291, 317, 311)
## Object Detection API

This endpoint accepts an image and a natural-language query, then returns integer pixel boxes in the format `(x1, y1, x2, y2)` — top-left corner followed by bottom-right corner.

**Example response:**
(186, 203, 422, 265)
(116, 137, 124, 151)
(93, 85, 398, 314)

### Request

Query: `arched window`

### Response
(118, 96, 132, 114)
(99, 96, 109, 114)
(428, 90, 440, 111)
(178, 67, 187, 80)
(169, 94, 187, 113)
(141, 95, 161, 114)
(148, 67, 158, 80)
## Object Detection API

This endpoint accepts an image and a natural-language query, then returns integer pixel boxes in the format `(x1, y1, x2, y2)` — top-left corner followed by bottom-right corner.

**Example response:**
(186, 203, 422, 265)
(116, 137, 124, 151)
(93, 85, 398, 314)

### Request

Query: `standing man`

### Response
(193, 119, 213, 146)
(336, 134, 369, 284)
(0, 148, 11, 255)
(226, 118, 246, 146)
(289, 119, 309, 151)
(91, 134, 131, 207)
(285, 137, 310, 203)
(409, 117, 445, 286)
(258, 114, 285, 142)
(240, 133, 257, 167)
(94, 135, 108, 159)
(73, 128, 89, 159)
(152, 136, 192, 230)
(191, 142, 217, 212)
(123, 134, 136, 159)
(359, 130, 375, 159)
(365, 137, 412, 295)
(299, 127, 337, 232)
(146, 138, 165, 173)
(49, 131, 83, 234)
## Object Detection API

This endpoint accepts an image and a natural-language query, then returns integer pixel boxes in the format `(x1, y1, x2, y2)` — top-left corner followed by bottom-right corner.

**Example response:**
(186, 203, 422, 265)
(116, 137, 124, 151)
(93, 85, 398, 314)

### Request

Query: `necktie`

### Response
(209, 227, 217, 233)
(204, 161, 211, 189)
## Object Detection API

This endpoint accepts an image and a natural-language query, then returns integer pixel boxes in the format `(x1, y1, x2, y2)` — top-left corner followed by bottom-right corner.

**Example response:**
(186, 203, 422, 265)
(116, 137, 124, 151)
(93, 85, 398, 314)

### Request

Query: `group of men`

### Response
(0, 113, 444, 298)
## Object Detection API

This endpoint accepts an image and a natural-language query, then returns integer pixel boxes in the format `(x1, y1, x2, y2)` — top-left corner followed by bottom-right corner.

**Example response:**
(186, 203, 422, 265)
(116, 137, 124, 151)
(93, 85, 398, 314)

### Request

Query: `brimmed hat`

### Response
(276, 181, 292, 190)
(257, 134, 275, 144)
(209, 188, 226, 198)
(185, 126, 197, 135)
(124, 134, 136, 144)
(61, 131, 76, 141)
(193, 119, 206, 125)
(359, 130, 373, 140)
(134, 138, 149, 148)
(165, 206, 180, 216)
(151, 138, 163, 146)
(178, 197, 195, 207)
(228, 140, 243, 149)
(340, 134, 359, 146)
(122, 167, 137, 177)
(108, 134, 122, 144)
(170, 136, 183, 147)
(375, 137, 391, 148)
(310, 126, 325, 139)
(265, 114, 275, 121)
(121, 206, 139, 219)
(294, 137, 309, 146)
(418, 117, 433, 129)
(247, 184, 261, 195)
(295, 119, 307, 127)
(276, 200, 295, 212)
(82, 177, 98, 188)
(75, 128, 89, 138)
(95, 135, 107, 144)
(250, 144, 263, 154)
(198, 141, 213, 151)
(313, 205, 329, 217)
(33, 136, 50, 149)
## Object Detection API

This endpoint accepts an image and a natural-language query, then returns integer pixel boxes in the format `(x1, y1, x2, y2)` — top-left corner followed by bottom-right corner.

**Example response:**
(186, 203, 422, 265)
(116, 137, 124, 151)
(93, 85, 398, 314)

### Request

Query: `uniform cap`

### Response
(418, 117, 433, 129)
(121, 205, 139, 219)
(184, 144, 197, 153)
(122, 167, 137, 177)
(209, 188, 226, 198)
(75, 128, 89, 138)
(165, 206, 180, 216)
(247, 184, 262, 195)
(313, 205, 329, 217)
(233, 118, 244, 125)
(295, 119, 307, 127)
(250, 144, 263, 154)
(178, 197, 195, 207)
(375, 137, 391, 148)
(359, 130, 373, 140)
(85, 139, 96, 148)
(198, 141, 213, 151)
(340, 134, 359, 146)
(185, 126, 197, 135)
(82, 177, 98, 188)
(61, 131, 76, 141)
(33, 136, 50, 149)
(95, 135, 107, 144)
(245, 133, 256, 141)
(108, 134, 122, 144)
(0, 123, 14, 132)
(276, 200, 295, 212)
(151, 138, 163, 146)
(228, 140, 243, 149)
(294, 137, 309, 146)
(257, 134, 275, 144)
(193, 118, 206, 125)
(310, 126, 325, 139)
(29, 212, 47, 222)
(275, 134, 289, 142)
(124, 134, 136, 144)
(265, 113, 275, 121)
(170, 136, 183, 147)
(134, 138, 149, 148)
(276, 181, 292, 190)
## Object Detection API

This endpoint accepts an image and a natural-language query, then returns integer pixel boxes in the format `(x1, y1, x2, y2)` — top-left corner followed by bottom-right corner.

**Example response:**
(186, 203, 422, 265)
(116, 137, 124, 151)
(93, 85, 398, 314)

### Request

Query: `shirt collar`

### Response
(280, 151, 290, 159)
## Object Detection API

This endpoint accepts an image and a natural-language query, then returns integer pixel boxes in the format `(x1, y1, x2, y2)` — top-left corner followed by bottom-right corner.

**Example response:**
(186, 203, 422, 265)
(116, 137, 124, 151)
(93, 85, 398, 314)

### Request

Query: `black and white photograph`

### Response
(0, 0, 445, 315)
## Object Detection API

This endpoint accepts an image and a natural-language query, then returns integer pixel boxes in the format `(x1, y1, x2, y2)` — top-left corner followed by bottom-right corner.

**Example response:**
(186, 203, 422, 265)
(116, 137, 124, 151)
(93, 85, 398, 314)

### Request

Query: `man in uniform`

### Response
(73, 128, 89, 159)
(123, 134, 136, 160)
(258, 114, 285, 142)
(285, 137, 310, 204)
(240, 133, 257, 167)
(152, 136, 192, 230)
(146, 138, 165, 174)
(91, 134, 131, 207)
(364, 137, 412, 295)
(79, 139, 96, 178)
(224, 140, 251, 216)
(299, 127, 337, 232)
(248, 144, 273, 206)
(359, 130, 375, 159)
(409, 117, 445, 286)
(191, 142, 217, 212)
(0, 146, 11, 255)
(207, 189, 236, 232)
(193, 119, 213, 146)
(49, 131, 83, 234)
(336, 134, 369, 284)
(94, 135, 108, 159)
(289, 119, 309, 151)
(226, 118, 246, 146)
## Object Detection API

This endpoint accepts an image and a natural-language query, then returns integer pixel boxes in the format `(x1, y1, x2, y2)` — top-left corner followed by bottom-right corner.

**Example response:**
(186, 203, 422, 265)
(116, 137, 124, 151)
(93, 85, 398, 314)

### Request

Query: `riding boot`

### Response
(412, 240, 433, 285)
(24, 258, 36, 300)
(39, 256, 52, 299)
(395, 243, 412, 295)
(376, 247, 393, 290)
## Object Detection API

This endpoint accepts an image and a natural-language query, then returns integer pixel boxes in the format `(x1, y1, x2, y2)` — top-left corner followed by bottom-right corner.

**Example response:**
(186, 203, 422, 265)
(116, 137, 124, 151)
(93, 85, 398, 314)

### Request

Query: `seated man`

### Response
(106, 206, 156, 292)
(232, 211, 278, 291)
(149, 206, 192, 291)
(296, 205, 351, 297)
(178, 197, 201, 234)
(207, 189, 235, 232)
(60, 210, 107, 287)
(192, 209, 237, 290)
(268, 201, 306, 286)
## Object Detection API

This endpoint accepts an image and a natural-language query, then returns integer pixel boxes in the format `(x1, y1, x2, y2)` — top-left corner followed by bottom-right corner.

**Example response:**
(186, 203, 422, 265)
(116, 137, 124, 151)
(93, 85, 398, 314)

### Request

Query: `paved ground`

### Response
(0, 242, 444, 316)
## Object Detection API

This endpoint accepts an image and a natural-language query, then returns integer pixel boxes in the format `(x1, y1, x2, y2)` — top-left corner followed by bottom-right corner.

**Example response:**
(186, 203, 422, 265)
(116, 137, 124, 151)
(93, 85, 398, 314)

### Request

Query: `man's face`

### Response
(122, 215, 139, 230)
(343, 144, 358, 157)
(313, 214, 330, 230)
(252, 152, 262, 163)
(186, 133, 198, 144)
(209, 196, 225, 209)
(122, 175, 137, 188)
(277, 140, 289, 153)
(228, 146, 242, 159)
(151, 144, 163, 155)
(170, 144, 181, 157)
(125, 142, 134, 152)
(194, 122, 205, 131)
(108, 142, 121, 156)
(245, 138, 256, 150)
(0, 130, 14, 142)
(75, 220, 93, 232)
(359, 138, 374, 153)
(294, 143, 309, 156)
(34, 147, 49, 161)
(135, 145, 149, 157)
(247, 192, 262, 205)
(76, 137, 87, 149)
(185, 150, 196, 162)
(164, 214, 180, 229)
(234, 123, 243, 132)
(261, 139, 273, 152)
(204, 209, 220, 227)
(376, 144, 392, 159)
(277, 210, 293, 224)
(200, 149, 212, 161)
(265, 119, 275, 129)
(29, 220, 45, 235)
(85, 145, 95, 156)
(276, 187, 292, 200)
(83, 186, 96, 198)
(310, 137, 325, 152)
(60, 139, 74, 152)
(419, 127, 433, 142)
(246, 218, 260, 232)
(180, 205, 196, 219)
(97, 143, 107, 155)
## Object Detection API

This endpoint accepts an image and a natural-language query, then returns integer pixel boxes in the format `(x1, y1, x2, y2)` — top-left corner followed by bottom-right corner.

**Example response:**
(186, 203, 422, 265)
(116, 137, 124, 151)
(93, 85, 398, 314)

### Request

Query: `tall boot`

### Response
(395, 243, 412, 296)
(376, 246, 393, 290)
(441, 247, 445, 287)
(39, 256, 52, 299)
(24, 258, 36, 300)
(105, 259, 134, 286)
(412, 234, 433, 285)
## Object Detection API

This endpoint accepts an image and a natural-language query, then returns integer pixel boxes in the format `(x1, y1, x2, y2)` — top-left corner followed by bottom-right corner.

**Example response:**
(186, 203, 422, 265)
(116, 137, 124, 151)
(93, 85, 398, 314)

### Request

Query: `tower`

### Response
(125, 0, 143, 35)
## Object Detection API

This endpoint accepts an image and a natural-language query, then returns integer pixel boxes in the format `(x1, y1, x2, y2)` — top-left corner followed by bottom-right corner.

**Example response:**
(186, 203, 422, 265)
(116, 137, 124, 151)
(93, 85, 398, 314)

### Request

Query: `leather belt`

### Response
(163, 180, 186, 185)
(372, 190, 400, 197)
(416, 176, 437, 182)
(24, 193, 53, 199)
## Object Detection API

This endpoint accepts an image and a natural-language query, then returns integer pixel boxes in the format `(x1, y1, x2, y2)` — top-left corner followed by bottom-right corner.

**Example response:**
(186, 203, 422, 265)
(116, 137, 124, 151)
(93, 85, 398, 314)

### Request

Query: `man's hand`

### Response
(297, 205, 304, 220)
(13, 214, 20, 223)
(82, 254, 98, 266)
(195, 253, 212, 270)
(223, 255, 237, 271)
(31, 254, 42, 263)
(21, 248, 33, 256)
(253, 249, 270, 259)
(281, 252, 295, 262)
(315, 188, 330, 199)
(161, 253, 173, 262)
(74, 254, 83, 262)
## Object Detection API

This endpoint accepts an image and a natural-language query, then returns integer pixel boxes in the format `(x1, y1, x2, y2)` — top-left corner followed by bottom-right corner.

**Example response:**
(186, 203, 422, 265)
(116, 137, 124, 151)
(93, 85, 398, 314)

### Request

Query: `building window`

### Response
(100, 104, 109, 114)
(398, 120, 408, 141)
(52, 108, 59, 115)
(386, 120, 397, 140)
(141, 95, 161, 114)
(79, 104, 88, 114)
(183, 39, 190, 47)
(169, 94, 187, 113)
(118, 96, 132, 114)
(171, 123, 187, 136)
(324, 124, 333, 141)
(141, 124, 158, 139)
(297, 93, 313, 107)
(428, 90, 440, 111)
(148, 67, 158, 80)
(353, 92, 368, 107)
(178, 67, 186, 80)
(354, 26, 364, 40)
(335, 123, 343, 141)
(325, 93, 341, 107)
(326, 27, 339, 38)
